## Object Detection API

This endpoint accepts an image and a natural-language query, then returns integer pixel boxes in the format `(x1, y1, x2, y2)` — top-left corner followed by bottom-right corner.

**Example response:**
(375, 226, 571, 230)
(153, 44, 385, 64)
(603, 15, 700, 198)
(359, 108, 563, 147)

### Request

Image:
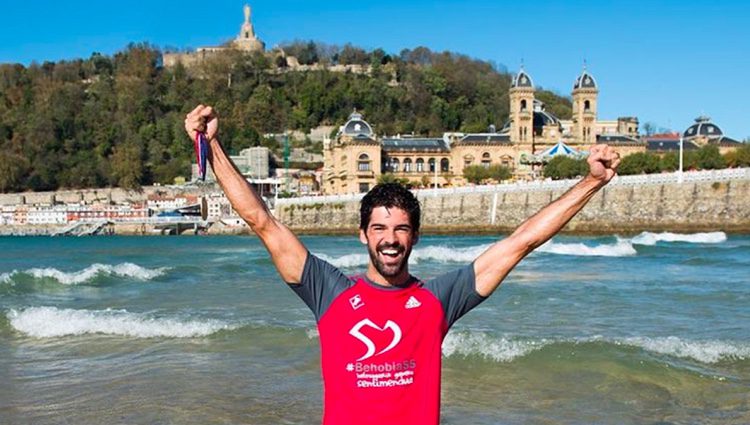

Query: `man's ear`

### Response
(412, 231, 419, 246)
(359, 228, 368, 245)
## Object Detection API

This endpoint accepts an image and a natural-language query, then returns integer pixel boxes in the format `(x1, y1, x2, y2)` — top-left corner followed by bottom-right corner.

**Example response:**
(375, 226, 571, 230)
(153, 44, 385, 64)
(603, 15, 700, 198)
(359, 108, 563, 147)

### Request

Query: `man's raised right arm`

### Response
(184, 105, 307, 284)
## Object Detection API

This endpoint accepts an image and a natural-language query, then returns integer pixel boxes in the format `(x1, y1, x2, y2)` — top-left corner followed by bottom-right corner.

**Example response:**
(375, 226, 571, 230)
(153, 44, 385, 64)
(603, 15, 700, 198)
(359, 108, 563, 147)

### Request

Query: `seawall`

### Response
(275, 171, 750, 234)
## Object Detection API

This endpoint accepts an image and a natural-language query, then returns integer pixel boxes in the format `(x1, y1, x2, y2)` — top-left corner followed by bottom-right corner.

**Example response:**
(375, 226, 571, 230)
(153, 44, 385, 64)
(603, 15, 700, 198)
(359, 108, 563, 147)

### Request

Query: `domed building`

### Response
(489, 65, 642, 178)
(323, 111, 381, 194)
(682, 116, 742, 153)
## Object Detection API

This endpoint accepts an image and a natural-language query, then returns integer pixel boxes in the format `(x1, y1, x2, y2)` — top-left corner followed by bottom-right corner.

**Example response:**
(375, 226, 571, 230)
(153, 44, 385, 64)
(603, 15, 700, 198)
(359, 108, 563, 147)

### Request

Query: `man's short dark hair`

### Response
(360, 183, 421, 232)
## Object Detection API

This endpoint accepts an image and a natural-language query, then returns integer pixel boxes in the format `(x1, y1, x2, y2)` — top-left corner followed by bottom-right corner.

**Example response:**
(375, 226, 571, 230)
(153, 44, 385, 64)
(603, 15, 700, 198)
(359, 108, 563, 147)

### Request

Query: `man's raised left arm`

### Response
(473, 144, 621, 297)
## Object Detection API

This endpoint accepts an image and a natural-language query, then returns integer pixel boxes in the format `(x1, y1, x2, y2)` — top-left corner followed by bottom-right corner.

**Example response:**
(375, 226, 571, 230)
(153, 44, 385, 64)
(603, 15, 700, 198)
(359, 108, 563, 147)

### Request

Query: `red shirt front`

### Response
(290, 253, 484, 425)
(318, 277, 447, 424)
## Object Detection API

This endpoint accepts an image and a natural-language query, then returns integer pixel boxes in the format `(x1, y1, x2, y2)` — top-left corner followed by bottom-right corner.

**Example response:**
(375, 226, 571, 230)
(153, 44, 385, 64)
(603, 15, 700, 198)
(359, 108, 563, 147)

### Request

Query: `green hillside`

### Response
(0, 42, 572, 192)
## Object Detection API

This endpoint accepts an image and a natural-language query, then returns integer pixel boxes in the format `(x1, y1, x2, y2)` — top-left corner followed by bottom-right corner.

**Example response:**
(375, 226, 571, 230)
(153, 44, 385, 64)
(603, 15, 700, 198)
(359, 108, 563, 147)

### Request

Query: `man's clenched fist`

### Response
(184, 104, 219, 141)
(587, 144, 621, 184)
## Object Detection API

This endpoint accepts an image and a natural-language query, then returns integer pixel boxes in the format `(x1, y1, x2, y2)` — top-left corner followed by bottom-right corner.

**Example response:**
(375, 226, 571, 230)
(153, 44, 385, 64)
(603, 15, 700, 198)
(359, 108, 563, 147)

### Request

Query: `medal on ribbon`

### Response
(194, 132, 208, 181)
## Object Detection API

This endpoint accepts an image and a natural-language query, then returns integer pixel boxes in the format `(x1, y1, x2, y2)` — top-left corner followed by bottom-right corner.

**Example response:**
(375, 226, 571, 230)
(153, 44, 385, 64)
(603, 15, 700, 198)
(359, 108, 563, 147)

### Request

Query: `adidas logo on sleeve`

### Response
(405, 296, 421, 309)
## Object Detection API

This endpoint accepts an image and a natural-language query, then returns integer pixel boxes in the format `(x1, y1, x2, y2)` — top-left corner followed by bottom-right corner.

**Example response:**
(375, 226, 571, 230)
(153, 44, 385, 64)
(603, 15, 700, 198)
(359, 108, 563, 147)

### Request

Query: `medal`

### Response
(194, 131, 208, 181)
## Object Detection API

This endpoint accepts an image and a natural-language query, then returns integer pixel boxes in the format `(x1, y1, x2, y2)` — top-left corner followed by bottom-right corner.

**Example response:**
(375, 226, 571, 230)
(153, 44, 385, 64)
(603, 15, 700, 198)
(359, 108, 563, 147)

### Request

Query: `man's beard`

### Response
(367, 241, 412, 278)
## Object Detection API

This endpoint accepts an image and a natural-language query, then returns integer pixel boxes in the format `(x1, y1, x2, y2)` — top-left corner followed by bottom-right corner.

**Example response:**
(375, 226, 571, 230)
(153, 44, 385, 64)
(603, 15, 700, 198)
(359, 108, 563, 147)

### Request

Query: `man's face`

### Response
(359, 206, 419, 280)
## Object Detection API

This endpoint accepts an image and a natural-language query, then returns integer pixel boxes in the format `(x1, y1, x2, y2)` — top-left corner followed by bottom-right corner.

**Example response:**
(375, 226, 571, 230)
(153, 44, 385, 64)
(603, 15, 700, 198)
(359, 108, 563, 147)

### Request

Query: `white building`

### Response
(26, 206, 68, 225)
(0, 206, 16, 225)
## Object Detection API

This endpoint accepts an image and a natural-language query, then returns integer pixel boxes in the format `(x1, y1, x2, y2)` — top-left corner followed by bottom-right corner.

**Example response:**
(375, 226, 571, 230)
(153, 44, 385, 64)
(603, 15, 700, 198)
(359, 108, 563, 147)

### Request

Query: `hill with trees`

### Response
(0, 42, 573, 192)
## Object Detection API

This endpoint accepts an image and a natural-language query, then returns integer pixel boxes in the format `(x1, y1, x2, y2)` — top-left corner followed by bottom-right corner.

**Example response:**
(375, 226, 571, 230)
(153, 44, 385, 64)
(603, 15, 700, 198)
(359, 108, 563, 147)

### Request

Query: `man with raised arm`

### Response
(184, 104, 621, 425)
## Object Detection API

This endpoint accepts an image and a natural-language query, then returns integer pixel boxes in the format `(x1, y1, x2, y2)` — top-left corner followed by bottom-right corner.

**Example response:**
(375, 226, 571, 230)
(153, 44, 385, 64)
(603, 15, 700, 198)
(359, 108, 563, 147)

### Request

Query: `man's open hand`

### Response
(587, 144, 620, 184)
(184, 104, 218, 141)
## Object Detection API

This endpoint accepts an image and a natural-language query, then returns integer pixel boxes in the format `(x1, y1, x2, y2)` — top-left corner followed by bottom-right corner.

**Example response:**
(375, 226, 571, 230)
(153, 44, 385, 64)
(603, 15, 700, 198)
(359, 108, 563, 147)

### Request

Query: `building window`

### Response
(481, 152, 491, 168)
(403, 158, 412, 172)
(584, 100, 591, 111)
(359, 183, 370, 193)
(520, 99, 527, 111)
(389, 158, 400, 172)
(463, 154, 474, 167)
(441, 158, 450, 172)
(428, 158, 436, 172)
(358, 153, 371, 171)
(416, 158, 424, 172)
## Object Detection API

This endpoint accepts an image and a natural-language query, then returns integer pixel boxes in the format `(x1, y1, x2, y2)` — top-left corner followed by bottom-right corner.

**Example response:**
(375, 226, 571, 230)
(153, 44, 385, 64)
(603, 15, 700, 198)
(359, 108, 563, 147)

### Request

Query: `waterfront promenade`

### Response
(1, 168, 748, 236)
(275, 168, 750, 234)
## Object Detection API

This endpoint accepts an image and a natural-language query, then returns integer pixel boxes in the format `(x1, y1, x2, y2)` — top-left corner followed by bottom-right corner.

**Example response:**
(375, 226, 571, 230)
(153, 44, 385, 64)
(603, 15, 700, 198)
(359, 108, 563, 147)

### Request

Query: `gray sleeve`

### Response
(423, 263, 487, 329)
(288, 252, 353, 321)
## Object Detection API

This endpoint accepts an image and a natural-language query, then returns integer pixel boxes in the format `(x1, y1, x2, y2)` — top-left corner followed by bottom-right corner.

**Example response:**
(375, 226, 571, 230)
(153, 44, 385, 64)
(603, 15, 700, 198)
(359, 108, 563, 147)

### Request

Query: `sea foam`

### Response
(536, 239, 637, 257)
(621, 336, 750, 364)
(0, 263, 168, 285)
(8, 307, 232, 338)
(440, 332, 749, 364)
(316, 237, 637, 267)
(442, 331, 550, 362)
(631, 231, 727, 246)
(315, 244, 490, 268)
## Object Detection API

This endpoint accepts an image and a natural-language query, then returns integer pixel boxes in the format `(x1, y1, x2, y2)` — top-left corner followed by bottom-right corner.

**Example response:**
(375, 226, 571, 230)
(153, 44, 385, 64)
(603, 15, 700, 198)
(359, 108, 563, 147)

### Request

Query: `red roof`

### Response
(648, 132, 680, 140)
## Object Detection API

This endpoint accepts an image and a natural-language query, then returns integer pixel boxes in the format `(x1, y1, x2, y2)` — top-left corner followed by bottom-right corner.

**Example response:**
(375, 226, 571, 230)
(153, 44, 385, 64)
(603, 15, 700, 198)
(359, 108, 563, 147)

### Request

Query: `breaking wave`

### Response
(0, 263, 169, 285)
(8, 307, 233, 338)
(536, 239, 637, 257)
(631, 231, 727, 246)
(316, 252, 370, 269)
(620, 336, 750, 364)
(315, 244, 490, 268)
(442, 332, 550, 362)
(316, 238, 636, 267)
(441, 332, 749, 364)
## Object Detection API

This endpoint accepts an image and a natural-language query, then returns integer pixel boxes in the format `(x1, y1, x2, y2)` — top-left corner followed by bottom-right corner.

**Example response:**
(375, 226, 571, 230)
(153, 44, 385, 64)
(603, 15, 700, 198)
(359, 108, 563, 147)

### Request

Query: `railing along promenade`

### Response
(275, 168, 750, 207)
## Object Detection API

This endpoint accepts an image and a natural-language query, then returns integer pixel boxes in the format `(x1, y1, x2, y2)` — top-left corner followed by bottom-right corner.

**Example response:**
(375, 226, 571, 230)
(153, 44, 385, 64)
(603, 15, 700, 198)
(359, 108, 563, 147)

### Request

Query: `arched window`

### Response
(403, 158, 412, 173)
(463, 154, 474, 167)
(441, 158, 450, 172)
(416, 158, 425, 172)
(357, 153, 370, 172)
(584, 100, 591, 111)
(428, 158, 436, 172)
(481, 152, 491, 168)
(520, 99, 527, 111)
(390, 158, 400, 172)
(501, 155, 514, 168)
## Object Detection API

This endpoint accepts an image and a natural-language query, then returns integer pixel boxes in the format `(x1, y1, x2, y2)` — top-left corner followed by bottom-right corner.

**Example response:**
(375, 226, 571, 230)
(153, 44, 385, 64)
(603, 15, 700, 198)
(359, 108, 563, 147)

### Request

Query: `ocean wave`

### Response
(0, 263, 169, 285)
(316, 244, 490, 268)
(631, 231, 727, 246)
(536, 239, 637, 257)
(8, 307, 233, 338)
(442, 331, 550, 362)
(316, 238, 637, 267)
(316, 252, 370, 268)
(441, 332, 749, 364)
(620, 336, 750, 364)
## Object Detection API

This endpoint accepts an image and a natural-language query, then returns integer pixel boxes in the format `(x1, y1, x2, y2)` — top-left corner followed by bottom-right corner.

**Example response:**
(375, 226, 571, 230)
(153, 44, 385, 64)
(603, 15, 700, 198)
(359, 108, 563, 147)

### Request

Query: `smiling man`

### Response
(184, 104, 621, 425)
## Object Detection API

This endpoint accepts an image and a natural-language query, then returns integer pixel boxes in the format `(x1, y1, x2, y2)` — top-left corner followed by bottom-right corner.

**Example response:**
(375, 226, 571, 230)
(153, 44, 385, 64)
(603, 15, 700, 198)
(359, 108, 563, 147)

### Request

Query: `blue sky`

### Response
(2, 0, 748, 139)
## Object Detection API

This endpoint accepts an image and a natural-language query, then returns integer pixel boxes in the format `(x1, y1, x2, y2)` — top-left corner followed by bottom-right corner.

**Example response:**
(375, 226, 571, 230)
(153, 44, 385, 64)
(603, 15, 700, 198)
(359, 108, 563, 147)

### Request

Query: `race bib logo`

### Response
(349, 294, 364, 310)
(348, 319, 402, 361)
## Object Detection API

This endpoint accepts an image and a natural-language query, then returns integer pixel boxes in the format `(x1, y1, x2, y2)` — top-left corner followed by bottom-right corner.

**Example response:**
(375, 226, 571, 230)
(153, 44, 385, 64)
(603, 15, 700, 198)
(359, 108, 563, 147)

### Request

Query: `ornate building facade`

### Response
(323, 67, 650, 194)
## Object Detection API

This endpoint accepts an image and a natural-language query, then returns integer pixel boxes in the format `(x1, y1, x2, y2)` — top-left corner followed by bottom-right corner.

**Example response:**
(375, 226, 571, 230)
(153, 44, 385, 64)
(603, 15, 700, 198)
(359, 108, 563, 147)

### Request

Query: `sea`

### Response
(0, 232, 748, 424)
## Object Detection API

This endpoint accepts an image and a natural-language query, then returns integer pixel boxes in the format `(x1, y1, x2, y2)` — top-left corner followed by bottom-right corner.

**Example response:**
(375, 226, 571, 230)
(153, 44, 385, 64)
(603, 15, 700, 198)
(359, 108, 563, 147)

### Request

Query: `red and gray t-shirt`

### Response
(290, 252, 486, 425)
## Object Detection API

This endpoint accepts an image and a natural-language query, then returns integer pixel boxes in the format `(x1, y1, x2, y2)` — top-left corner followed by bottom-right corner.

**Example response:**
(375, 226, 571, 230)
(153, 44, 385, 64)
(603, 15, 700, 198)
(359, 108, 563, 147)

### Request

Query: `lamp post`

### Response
(433, 158, 438, 189)
(678, 133, 684, 184)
